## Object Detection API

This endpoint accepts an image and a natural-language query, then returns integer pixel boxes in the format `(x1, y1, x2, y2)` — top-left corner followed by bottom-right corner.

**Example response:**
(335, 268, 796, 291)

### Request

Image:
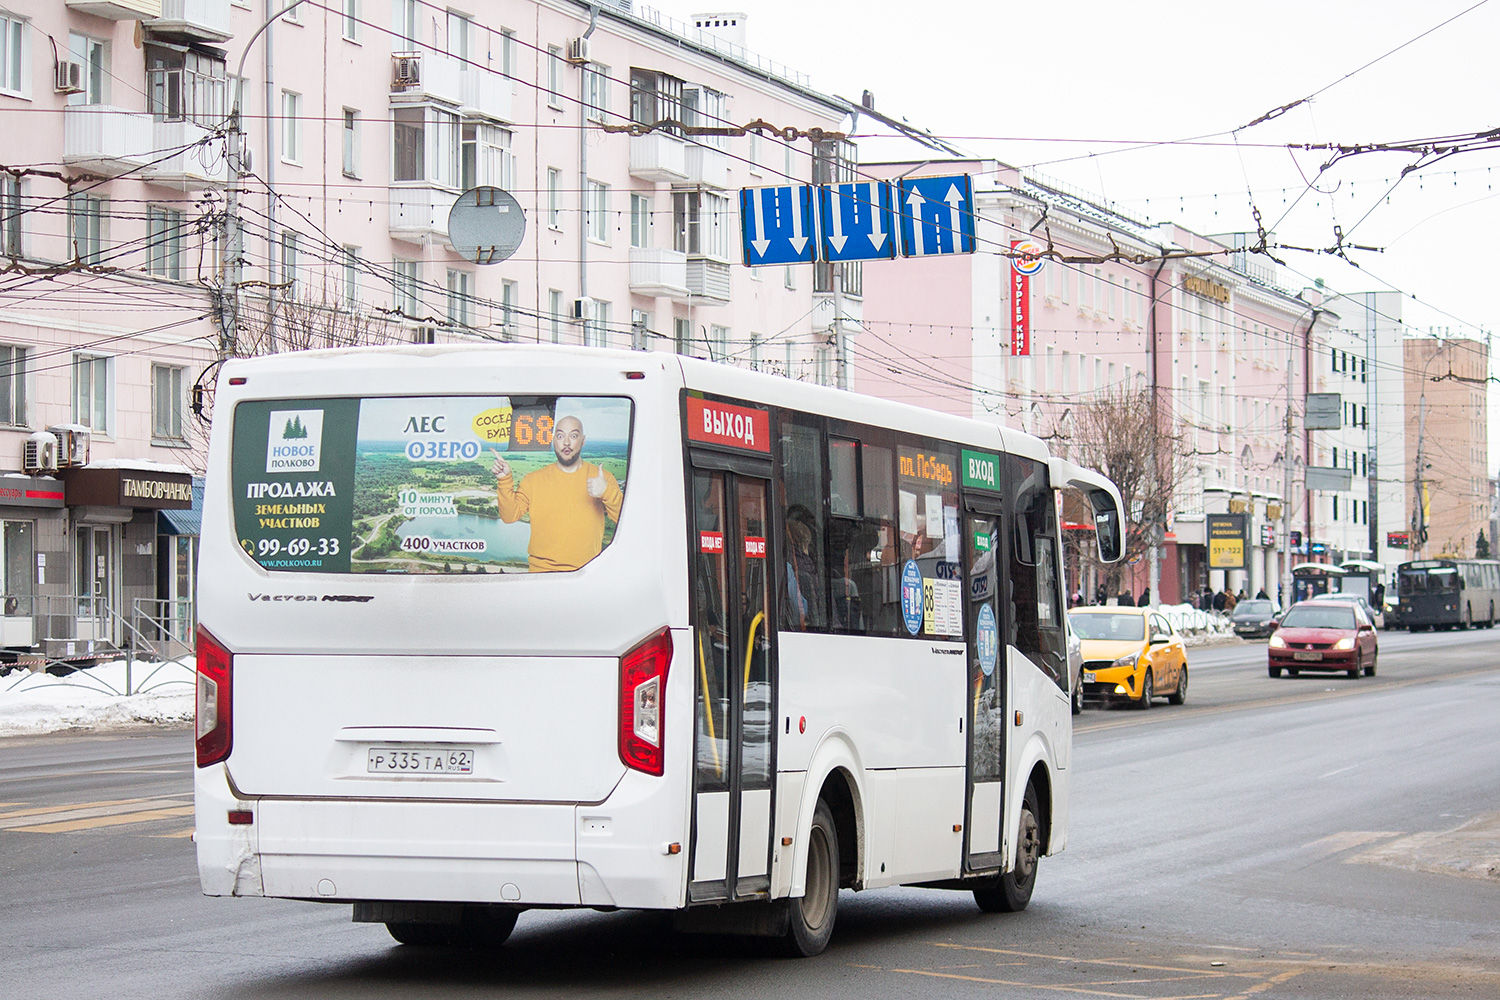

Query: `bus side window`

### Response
(1006, 455, 1067, 690)
(780, 418, 828, 631)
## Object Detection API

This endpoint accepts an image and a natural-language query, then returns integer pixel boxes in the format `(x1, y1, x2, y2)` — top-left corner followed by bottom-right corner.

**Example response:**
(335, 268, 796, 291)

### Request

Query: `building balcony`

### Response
(392, 54, 511, 122)
(144, 0, 232, 43)
(67, 0, 161, 20)
(389, 184, 459, 245)
(63, 105, 155, 176)
(630, 132, 688, 183)
(683, 144, 729, 189)
(629, 248, 689, 300)
(141, 119, 228, 189)
(686, 257, 731, 303)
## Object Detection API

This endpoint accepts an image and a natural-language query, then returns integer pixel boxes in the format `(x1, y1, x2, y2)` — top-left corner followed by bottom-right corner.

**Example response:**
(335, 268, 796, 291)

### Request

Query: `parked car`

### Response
(1304, 591, 1385, 629)
(1230, 599, 1280, 639)
(1268, 600, 1378, 678)
(1068, 606, 1188, 709)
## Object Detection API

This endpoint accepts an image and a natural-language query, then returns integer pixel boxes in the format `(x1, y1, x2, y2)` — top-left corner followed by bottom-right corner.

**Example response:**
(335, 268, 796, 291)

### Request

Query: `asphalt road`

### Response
(3, 627, 1498, 999)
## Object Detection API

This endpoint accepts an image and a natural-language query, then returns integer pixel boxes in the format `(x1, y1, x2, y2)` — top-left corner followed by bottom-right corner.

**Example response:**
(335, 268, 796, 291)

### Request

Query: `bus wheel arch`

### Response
(791, 736, 866, 896)
(1024, 763, 1053, 857)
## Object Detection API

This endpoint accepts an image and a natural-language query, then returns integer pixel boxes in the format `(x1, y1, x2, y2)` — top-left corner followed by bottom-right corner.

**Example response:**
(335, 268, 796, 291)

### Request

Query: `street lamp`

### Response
(221, 0, 315, 359)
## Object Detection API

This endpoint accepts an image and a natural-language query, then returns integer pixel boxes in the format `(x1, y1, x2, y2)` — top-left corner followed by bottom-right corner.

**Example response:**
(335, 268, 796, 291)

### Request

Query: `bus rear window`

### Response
(232, 395, 633, 574)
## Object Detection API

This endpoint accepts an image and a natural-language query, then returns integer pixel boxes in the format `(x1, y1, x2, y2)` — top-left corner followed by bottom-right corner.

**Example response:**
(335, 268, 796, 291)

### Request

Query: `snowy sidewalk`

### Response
(0, 658, 195, 737)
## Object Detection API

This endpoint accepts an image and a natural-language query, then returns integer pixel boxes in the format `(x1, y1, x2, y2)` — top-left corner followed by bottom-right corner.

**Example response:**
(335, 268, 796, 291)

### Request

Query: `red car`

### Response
(1268, 600, 1378, 678)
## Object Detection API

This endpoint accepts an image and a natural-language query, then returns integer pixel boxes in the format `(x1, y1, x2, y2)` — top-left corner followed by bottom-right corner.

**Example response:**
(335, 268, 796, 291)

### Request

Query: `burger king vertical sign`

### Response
(1010, 240, 1043, 357)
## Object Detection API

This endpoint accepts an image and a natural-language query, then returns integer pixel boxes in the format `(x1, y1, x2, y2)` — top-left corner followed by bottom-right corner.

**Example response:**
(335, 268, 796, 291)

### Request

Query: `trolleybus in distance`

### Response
(1393, 558, 1500, 630)
(194, 344, 1124, 956)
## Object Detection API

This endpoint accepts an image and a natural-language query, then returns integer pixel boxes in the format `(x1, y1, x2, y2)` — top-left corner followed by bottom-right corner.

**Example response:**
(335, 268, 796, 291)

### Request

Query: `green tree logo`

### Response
(283, 415, 309, 440)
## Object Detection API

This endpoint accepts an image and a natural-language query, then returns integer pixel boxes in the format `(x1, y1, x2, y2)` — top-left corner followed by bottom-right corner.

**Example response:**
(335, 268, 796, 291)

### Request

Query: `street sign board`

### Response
(818, 181, 897, 262)
(1305, 392, 1342, 430)
(1208, 513, 1246, 569)
(1305, 466, 1353, 491)
(740, 185, 816, 266)
(897, 174, 975, 257)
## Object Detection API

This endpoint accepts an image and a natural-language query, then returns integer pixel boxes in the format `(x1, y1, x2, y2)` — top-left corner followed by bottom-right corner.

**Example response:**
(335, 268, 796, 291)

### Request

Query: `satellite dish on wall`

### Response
(448, 187, 526, 264)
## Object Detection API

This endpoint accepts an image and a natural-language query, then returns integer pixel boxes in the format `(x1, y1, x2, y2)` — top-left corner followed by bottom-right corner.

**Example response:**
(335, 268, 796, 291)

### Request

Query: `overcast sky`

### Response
(662, 0, 1500, 456)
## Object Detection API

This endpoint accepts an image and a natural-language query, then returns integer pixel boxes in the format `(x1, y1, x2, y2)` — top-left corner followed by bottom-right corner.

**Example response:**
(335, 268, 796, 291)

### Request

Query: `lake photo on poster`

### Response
(396, 512, 530, 568)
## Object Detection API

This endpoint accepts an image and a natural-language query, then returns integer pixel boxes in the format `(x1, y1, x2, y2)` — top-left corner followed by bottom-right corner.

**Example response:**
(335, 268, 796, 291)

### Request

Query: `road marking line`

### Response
(1319, 764, 1359, 778)
(11, 805, 196, 834)
(0, 797, 151, 821)
(0, 797, 192, 830)
(154, 827, 196, 839)
(931, 943, 1268, 978)
(1304, 830, 1403, 856)
(890, 967, 1146, 996)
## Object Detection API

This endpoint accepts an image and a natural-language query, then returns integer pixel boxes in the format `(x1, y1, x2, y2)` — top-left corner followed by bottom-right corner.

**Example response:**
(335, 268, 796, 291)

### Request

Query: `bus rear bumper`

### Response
(197, 770, 689, 911)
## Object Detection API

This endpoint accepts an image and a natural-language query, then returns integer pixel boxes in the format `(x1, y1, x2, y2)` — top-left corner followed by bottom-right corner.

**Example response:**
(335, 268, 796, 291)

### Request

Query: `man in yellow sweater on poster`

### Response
(491, 415, 624, 572)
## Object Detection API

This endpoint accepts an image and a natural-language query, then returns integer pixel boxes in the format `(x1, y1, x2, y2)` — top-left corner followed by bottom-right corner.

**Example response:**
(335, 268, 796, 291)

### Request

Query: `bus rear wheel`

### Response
(975, 783, 1040, 913)
(779, 799, 839, 957)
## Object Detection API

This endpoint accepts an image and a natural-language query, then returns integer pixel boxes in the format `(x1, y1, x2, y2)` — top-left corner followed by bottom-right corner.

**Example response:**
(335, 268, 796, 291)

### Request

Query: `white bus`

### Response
(195, 344, 1123, 956)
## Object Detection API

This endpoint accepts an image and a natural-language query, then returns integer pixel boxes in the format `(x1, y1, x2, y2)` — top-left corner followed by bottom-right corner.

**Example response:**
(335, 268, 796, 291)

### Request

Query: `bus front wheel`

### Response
(975, 784, 1040, 913)
(779, 799, 839, 957)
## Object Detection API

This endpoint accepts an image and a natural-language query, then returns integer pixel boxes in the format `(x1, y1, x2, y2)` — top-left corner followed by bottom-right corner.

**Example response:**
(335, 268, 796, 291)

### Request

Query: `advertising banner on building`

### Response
(1010, 240, 1041, 356)
(1207, 513, 1247, 569)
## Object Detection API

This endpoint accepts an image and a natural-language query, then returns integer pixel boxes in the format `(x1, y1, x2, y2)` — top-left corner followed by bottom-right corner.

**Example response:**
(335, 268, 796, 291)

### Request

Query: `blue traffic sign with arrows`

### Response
(817, 181, 898, 262)
(739, 185, 817, 266)
(897, 174, 975, 257)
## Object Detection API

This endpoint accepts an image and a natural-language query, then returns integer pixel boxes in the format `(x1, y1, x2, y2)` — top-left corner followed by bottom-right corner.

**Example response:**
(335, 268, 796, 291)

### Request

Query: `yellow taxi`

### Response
(1066, 606, 1188, 710)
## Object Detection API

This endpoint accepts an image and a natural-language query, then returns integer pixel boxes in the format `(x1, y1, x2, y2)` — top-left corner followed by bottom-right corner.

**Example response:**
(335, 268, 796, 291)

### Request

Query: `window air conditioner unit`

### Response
(572, 296, 593, 320)
(48, 425, 91, 468)
(23, 431, 57, 474)
(54, 60, 85, 95)
(392, 54, 421, 88)
(566, 37, 591, 64)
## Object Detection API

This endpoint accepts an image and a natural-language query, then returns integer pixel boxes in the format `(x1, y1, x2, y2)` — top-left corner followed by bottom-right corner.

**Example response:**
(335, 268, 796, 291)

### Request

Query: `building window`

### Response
(673, 191, 729, 258)
(461, 121, 513, 190)
(396, 0, 418, 50)
(147, 207, 183, 279)
(68, 33, 107, 106)
(629, 69, 682, 130)
(784, 265, 795, 289)
(145, 45, 225, 125)
(0, 345, 28, 426)
(281, 90, 301, 163)
(152, 364, 185, 441)
(72, 354, 112, 435)
(68, 194, 106, 265)
(0, 15, 27, 96)
(630, 193, 652, 248)
(0, 175, 22, 258)
(710, 324, 729, 359)
(682, 86, 727, 147)
(446, 269, 473, 327)
(279, 230, 298, 298)
(446, 11, 472, 63)
(342, 108, 359, 177)
(583, 62, 609, 121)
(341, 246, 359, 309)
(584, 299, 610, 347)
(392, 106, 459, 187)
(630, 308, 651, 347)
(499, 29, 516, 77)
(546, 46, 564, 108)
(281, 0, 301, 23)
(587, 180, 609, 243)
(749, 131, 762, 175)
(342, 0, 359, 41)
(674, 317, 692, 355)
(501, 280, 517, 338)
(547, 168, 562, 228)
(548, 288, 563, 342)
(394, 259, 420, 317)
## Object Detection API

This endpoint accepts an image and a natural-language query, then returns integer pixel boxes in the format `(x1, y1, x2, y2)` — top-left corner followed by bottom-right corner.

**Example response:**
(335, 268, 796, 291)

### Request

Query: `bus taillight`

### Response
(195, 626, 234, 767)
(619, 628, 672, 776)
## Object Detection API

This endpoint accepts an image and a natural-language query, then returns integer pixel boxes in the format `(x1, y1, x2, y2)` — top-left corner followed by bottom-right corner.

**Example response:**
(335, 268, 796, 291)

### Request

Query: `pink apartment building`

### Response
(0, 0, 852, 662)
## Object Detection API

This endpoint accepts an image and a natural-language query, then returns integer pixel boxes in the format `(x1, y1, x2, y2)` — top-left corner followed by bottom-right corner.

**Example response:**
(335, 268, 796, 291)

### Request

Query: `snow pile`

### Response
(1159, 603, 1237, 641)
(0, 658, 195, 736)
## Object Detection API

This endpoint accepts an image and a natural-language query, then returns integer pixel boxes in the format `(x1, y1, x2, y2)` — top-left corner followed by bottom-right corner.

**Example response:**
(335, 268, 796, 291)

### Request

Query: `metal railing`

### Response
(1, 595, 196, 696)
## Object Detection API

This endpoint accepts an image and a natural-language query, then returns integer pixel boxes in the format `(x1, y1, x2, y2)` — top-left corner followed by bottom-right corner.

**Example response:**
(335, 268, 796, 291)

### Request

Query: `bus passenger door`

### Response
(688, 467, 776, 902)
(962, 504, 1005, 870)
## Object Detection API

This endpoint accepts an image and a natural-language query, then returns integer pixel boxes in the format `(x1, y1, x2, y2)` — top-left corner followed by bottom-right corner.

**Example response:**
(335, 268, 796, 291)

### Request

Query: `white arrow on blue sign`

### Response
(897, 174, 975, 257)
(739, 185, 817, 266)
(817, 181, 898, 262)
